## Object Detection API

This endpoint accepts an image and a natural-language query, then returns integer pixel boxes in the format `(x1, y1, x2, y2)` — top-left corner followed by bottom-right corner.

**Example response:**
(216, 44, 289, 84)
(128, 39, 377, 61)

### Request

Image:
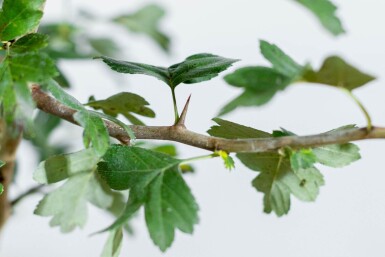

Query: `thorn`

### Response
(176, 94, 191, 127)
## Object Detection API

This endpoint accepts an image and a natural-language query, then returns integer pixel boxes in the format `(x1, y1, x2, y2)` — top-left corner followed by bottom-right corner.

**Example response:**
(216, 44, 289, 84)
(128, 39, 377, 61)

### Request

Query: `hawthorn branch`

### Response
(31, 86, 385, 153)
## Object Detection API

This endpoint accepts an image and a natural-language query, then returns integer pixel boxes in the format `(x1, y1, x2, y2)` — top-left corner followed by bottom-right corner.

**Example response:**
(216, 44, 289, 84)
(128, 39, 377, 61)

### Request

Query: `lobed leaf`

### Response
(313, 143, 361, 168)
(293, 0, 345, 36)
(98, 145, 199, 251)
(86, 92, 155, 125)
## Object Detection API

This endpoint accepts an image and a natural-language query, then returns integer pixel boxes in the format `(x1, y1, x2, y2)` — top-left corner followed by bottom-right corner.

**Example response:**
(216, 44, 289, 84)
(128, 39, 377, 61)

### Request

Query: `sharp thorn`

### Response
(176, 94, 191, 127)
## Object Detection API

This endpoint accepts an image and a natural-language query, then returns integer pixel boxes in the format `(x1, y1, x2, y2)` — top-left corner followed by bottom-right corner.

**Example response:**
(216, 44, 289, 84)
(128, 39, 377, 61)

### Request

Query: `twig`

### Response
(31, 85, 385, 153)
(10, 185, 45, 206)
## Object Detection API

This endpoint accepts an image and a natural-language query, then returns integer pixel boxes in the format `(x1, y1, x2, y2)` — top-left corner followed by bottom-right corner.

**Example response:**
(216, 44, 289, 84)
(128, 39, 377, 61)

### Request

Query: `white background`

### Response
(1, 0, 385, 256)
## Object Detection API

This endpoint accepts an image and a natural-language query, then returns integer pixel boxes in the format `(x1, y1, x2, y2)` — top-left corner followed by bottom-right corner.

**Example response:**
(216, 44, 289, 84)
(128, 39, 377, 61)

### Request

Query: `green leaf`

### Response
(88, 37, 120, 57)
(313, 143, 361, 168)
(303, 56, 376, 91)
(33, 148, 100, 184)
(0, 0, 46, 41)
(98, 146, 180, 191)
(259, 40, 303, 78)
(217, 150, 235, 170)
(74, 111, 110, 157)
(220, 67, 290, 115)
(34, 173, 92, 232)
(293, 0, 345, 36)
(98, 145, 199, 251)
(96, 53, 238, 89)
(290, 149, 317, 170)
(112, 4, 170, 51)
(208, 119, 324, 216)
(207, 118, 271, 139)
(86, 92, 155, 125)
(11, 33, 48, 53)
(101, 228, 123, 257)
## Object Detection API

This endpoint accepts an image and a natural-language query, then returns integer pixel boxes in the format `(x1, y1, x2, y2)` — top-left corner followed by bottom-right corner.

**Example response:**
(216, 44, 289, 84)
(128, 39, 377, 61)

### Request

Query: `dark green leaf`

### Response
(101, 228, 123, 257)
(220, 67, 290, 115)
(96, 53, 238, 89)
(11, 33, 48, 53)
(313, 143, 361, 168)
(293, 0, 345, 36)
(303, 56, 375, 90)
(259, 40, 303, 78)
(0, 0, 46, 41)
(98, 145, 198, 251)
(208, 118, 271, 139)
(86, 92, 155, 125)
(112, 4, 170, 51)
(97, 146, 180, 191)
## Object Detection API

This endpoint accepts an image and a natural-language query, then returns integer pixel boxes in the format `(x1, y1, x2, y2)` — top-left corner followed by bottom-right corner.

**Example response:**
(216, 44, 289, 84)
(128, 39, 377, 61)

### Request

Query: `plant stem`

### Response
(341, 88, 372, 131)
(181, 153, 219, 164)
(171, 88, 180, 124)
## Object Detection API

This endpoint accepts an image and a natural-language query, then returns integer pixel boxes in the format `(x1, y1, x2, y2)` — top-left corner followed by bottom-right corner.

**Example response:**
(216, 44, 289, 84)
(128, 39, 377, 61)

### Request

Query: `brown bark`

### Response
(0, 120, 21, 230)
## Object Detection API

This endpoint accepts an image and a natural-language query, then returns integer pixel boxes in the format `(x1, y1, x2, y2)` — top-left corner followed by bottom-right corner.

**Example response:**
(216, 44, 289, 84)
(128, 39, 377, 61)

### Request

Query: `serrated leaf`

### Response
(112, 4, 170, 51)
(34, 173, 92, 233)
(313, 143, 361, 168)
(11, 33, 48, 53)
(220, 67, 290, 115)
(86, 92, 155, 125)
(303, 56, 376, 90)
(96, 53, 238, 89)
(259, 40, 303, 78)
(217, 150, 235, 170)
(101, 228, 123, 257)
(98, 145, 198, 251)
(0, 0, 46, 41)
(208, 118, 271, 139)
(33, 148, 100, 184)
(293, 0, 345, 36)
(208, 119, 324, 215)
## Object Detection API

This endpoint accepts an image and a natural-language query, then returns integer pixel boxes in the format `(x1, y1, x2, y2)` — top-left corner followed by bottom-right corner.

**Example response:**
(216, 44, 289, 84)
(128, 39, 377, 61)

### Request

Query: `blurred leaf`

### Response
(303, 56, 376, 91)
(86, 92, 155, 125)
(0, 161, 4, 194)
(101, 228, 123, 257)
(290, 149, 317, 170)
(293, 0, 345, 36)
(11, 33, 48, 53)
(151, 144, 177, 157)
(220, 67, 290, 115)
(259, 40, 303, 78)
(0, 0, 46, 41)
(96, 53, 238, 89)
(33, 148, 100, 184)
(53, 65, 71, 88)
(112, 4, 170, 51)
(98, 145, 199, 251)
(208, 119, 324, 216)
(217, 150, 235, 170)
(88, 37, 120, 57)
(313, 143, 361, 168)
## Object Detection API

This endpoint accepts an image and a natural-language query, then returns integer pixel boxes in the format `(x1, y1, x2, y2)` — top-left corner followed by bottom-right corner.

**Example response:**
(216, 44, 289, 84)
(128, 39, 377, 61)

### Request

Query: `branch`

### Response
(31, 86, 385, 153)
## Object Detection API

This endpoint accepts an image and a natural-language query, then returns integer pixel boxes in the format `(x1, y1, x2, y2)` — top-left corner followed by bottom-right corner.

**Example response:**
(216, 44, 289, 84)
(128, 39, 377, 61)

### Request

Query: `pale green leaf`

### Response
(112, 4, 170, 51)
(207, 118, 271, 139)
(313, 143, 361, 168)
(33, 148, 100, 184)
(293, 0, 345, 36)
(101, 228, 123, 257)
(290, 149, 317, 171)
